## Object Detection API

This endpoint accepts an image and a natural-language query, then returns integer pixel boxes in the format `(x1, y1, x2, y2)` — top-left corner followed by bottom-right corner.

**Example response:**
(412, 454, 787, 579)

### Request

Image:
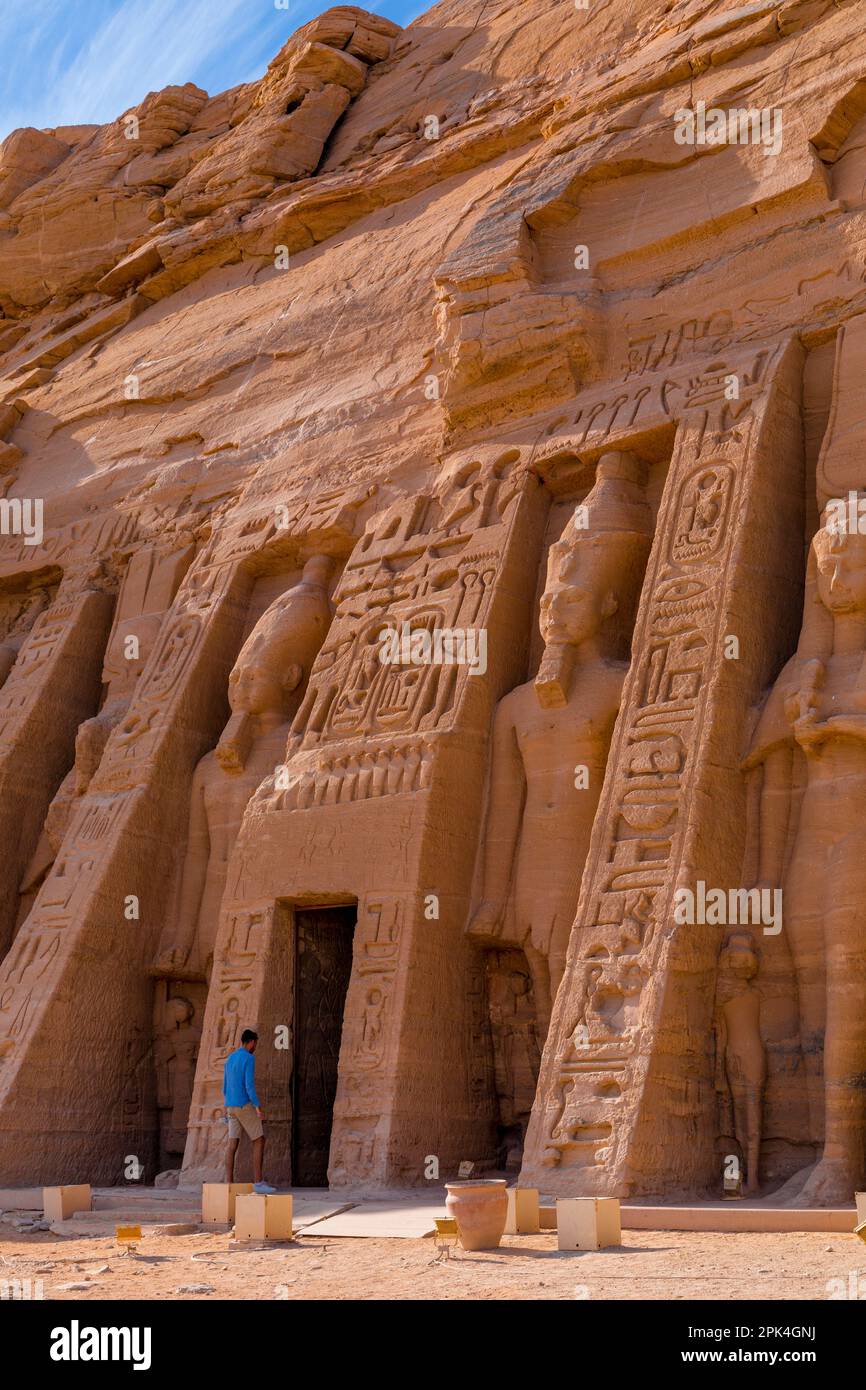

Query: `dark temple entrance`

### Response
(292, 906, 356, 1185)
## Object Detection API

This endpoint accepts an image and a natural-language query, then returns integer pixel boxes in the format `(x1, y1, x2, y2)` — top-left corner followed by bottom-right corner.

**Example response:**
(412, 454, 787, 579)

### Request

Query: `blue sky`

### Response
(0, 0, 428, 142)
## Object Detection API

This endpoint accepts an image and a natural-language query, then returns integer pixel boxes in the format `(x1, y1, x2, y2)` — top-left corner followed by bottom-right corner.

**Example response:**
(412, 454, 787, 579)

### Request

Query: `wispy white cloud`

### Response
(0, 0, 420, 143)
(0, 0, 283, 139)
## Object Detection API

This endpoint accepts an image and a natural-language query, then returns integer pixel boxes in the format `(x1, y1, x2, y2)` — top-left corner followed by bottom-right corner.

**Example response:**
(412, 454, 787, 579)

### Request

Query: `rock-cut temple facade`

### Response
(1, 1, 866, 1207)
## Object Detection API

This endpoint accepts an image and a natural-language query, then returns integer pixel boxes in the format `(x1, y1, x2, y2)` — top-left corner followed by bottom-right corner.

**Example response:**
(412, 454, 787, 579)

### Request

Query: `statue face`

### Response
(815, 529, 866, 615)
(539, 578, 602, 647)
(165, 997, 193, 1027)
(722, 933, 758, 979)
(727, 948, 758, 980)
(228, 658, 288, 717)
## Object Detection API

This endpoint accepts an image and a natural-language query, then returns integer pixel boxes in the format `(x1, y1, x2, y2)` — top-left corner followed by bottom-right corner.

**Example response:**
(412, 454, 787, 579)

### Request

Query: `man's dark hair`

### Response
(241, 1029, 258, 1044)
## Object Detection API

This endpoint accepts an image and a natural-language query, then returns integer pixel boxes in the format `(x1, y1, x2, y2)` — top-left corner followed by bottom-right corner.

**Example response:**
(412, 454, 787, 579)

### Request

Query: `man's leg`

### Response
(782, 845, 827, 1146)
(225, 1136, 240, 1183)
(252, 1135, 265, 1185)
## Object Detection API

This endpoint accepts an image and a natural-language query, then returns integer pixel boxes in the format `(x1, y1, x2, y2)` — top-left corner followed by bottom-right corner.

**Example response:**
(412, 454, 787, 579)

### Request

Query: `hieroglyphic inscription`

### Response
(0, 547, 245, 1074)
(0, 793, 132, 1057)
(182, 904, 276, 1168)
(289, 456, 524, 756)
(0, 582, 106, 755)
(92, 557, 238, 793)
(526, 348, 779, 1180)
(0, 512, 138, 582)
(352, 896, 404, 1071)
(622, 313, 734, 380)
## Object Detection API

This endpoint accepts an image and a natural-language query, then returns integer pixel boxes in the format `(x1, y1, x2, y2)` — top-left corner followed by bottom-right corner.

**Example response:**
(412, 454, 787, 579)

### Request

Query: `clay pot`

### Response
(445, 1179, 508, 1251)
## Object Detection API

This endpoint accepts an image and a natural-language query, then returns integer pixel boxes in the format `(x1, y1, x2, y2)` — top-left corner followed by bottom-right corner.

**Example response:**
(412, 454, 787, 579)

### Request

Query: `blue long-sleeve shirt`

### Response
(223, 1047, 260, 1108)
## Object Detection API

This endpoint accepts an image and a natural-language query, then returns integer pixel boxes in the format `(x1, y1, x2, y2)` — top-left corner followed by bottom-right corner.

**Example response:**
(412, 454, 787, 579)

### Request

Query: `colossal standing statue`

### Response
(155, 555, 333, 979)
(745, 503, 866, 1204)
(469, 451, 653, 1027)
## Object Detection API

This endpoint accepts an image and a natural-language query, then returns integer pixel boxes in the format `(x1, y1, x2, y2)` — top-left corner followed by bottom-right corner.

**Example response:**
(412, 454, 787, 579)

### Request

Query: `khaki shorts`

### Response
(226, 1104, 263, 1141)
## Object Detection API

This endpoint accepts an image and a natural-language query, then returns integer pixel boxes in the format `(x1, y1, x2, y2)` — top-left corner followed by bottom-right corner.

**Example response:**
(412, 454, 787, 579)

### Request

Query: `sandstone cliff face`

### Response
(1, 0, 866, 1203)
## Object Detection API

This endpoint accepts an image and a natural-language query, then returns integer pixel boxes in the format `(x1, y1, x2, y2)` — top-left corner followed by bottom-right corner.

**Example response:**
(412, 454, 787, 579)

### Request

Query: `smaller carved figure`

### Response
(487, 958, 541, 1169)
(154, 990, 201, 1162)
(713, 931, 766, 1197)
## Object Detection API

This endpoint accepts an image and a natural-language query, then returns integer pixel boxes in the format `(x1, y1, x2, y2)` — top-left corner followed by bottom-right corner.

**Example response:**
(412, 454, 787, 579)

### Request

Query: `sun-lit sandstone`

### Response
(0, 1, 866, 1210)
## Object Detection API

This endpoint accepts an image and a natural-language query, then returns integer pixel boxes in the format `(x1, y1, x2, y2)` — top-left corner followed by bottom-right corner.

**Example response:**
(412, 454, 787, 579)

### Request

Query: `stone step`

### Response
(76, 1207, 201, 1223)
(535, 1201, 857, 1234)
(0, 1188, 43, 1210)
(50, 1217, 201, 1238)
(92, 1197, 199, 1214)
(620, 1203, 857, 1234)
(92, 1187, 200, 1210)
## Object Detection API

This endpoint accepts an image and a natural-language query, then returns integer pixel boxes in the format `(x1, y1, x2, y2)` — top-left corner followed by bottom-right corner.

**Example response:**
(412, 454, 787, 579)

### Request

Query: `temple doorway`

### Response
(292, 906, 356, 1185)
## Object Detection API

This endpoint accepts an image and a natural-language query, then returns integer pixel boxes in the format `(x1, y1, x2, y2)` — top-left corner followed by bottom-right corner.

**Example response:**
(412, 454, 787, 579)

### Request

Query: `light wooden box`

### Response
(202, 1182, 253, 1223)
(43, 1185, 91, 1221)
(505, 1187, 540, 1234)
(234, 1193, 293, 1241)
(556, 1197, 621, 1250)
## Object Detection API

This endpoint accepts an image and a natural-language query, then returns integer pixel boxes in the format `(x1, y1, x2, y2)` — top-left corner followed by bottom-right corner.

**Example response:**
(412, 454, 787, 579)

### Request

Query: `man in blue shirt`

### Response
(223, 1029, 276, 1193)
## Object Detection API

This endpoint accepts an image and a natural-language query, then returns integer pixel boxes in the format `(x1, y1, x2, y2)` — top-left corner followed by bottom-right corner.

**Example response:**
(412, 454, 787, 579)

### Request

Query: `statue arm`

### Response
(807, 711, 866, 742)
(753, 745, 793, 889)
(741, 660, 798, 773)
(469, 694, 525, 936)
(740, 675, 795, 886)
(714, 1004, 735, 1143)
(163, 762, 210, 962)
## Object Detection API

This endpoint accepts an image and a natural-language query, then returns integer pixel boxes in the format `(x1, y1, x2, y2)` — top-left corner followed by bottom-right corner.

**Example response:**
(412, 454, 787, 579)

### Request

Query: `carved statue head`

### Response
(814, 505, 866, 616)
(228, 554, 334, 719)
(508, 970, 532, 999)
(535, 451, 653, 707)
(720, 931, 759, 980)
(163, 996, 194, 1030)
(538, 542, 620, 649)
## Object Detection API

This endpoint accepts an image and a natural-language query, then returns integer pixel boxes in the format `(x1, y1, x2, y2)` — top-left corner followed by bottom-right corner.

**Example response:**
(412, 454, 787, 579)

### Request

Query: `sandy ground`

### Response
(1, 1226, 863, 1301)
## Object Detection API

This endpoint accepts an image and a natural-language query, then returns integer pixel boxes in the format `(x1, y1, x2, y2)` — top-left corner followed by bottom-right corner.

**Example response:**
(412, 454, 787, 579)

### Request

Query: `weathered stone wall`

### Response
(2, 1, 866, 1203)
